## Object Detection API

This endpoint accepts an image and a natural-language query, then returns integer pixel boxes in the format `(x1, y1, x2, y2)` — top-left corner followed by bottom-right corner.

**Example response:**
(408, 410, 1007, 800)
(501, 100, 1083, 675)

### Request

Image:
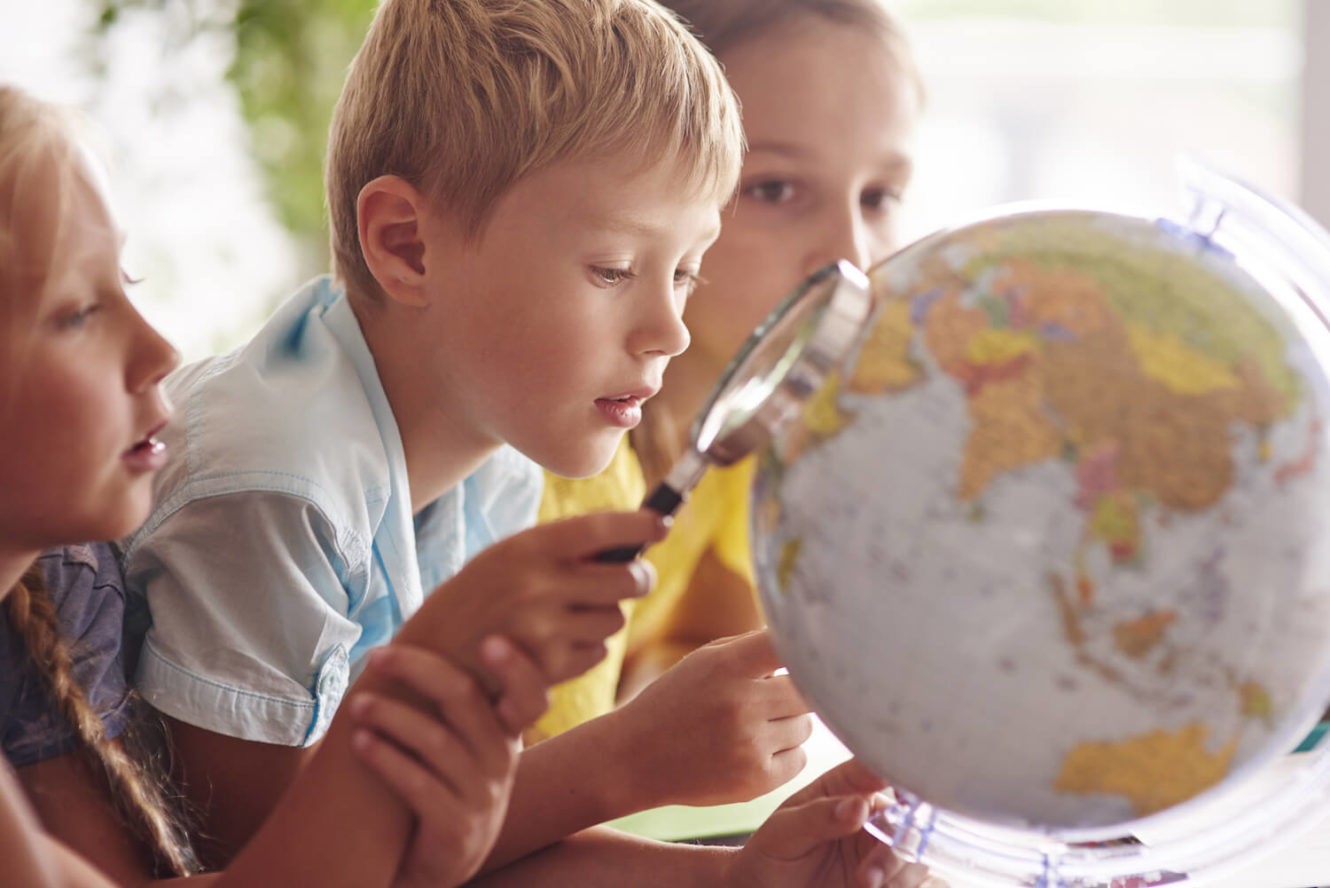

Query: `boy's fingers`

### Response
(352, 726, 463, 806)
(480, 635, 550, 732)
(363, 645, 509, 763)
(535, 509, 670, 561)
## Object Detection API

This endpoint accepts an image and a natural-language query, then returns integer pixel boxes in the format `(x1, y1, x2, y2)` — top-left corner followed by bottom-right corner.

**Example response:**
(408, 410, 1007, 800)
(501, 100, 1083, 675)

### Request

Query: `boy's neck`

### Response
(349, 291, 500, 515)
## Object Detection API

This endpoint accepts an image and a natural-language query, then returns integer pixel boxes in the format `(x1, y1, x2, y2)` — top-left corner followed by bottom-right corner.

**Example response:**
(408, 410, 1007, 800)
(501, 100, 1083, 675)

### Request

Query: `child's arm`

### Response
(0, 763, 70, 888)
(202, 510, 665, 885)
(16, 748, 157, 883)
(468, 760, 938, 888)
(213, 635, 542, 888)
(347, 639, 548, 888)
(482, 629, 811, 869)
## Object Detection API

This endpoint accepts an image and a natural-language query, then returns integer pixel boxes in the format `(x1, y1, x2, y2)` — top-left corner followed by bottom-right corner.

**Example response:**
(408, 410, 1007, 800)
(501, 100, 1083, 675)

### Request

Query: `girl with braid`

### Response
(0, 83, 559, 887)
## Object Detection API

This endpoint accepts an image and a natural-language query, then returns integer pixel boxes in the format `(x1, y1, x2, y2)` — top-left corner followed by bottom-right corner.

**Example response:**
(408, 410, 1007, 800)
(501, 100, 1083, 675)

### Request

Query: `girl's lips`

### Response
(122, 436, 168, 472)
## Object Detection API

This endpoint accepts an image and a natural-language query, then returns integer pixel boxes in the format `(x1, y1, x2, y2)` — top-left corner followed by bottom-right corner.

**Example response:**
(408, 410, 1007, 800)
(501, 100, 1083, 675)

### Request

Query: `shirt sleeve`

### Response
(124, 493, 363, 747)
(1, 544, 132, 768)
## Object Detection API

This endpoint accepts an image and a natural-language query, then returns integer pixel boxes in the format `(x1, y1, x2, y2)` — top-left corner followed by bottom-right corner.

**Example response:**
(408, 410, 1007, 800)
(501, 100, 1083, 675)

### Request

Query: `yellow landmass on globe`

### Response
(847, 298, 923, 394)
(1126, 325, 1241, 396)
(777, 537, 802, 591)
(1055, 723, 1238, 816)
(966, 327, 1040, 365)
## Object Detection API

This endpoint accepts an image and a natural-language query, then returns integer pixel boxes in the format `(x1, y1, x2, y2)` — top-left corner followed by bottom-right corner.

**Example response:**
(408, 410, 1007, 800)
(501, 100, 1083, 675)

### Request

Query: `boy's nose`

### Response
(634, 282, 691, 358)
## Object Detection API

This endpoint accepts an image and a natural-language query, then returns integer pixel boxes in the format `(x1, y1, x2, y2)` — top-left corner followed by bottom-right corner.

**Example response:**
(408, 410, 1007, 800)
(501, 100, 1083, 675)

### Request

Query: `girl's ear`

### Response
(358, 175, 430, 308)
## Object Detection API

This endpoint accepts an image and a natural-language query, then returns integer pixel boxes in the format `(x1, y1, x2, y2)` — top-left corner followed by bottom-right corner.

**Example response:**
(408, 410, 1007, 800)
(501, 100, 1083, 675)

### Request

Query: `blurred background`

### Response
(0, 0, 1316, 360)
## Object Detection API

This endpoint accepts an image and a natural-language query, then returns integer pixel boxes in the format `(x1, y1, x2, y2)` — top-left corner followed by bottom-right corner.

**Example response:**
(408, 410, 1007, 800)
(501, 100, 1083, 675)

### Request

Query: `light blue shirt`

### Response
(121, 277, 542, 746)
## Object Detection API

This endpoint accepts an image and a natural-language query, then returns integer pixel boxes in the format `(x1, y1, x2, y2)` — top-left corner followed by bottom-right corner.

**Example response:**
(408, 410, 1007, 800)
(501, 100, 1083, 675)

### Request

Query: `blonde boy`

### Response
(121, 0, 754, 871)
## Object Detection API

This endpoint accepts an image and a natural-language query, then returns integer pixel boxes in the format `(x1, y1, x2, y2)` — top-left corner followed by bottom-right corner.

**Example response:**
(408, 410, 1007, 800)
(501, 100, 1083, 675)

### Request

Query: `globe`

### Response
(750, 186, 1330, 867)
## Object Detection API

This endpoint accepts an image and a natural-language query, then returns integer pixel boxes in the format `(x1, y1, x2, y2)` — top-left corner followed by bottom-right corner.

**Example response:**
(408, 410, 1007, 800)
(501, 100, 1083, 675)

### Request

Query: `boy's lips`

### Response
(595, 386, 658, 429)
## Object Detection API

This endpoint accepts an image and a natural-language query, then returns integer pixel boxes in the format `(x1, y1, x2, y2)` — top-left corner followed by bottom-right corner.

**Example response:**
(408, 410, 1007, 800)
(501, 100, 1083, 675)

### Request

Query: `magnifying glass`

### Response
(598, 259, 873, 562)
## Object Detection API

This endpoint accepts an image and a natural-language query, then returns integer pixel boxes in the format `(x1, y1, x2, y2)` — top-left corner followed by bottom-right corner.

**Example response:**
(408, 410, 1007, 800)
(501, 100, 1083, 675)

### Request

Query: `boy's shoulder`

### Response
(147, 277, 400, 533)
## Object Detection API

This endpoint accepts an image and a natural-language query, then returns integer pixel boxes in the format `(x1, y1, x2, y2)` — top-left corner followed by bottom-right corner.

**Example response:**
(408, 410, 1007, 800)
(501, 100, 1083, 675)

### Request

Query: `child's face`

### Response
(682, 15, 918, 376)
(418, 152, 721, 478)
(0, 156, 177, 556)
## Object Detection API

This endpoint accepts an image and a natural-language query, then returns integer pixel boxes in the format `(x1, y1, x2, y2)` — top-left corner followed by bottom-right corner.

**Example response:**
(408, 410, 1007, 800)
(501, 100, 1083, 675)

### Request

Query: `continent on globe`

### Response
(754, 209, 1330, 833)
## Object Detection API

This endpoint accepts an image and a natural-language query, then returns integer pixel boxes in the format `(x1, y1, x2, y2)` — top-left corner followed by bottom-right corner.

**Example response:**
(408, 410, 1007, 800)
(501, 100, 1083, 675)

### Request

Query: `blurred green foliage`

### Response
(93, 0, 376, 267)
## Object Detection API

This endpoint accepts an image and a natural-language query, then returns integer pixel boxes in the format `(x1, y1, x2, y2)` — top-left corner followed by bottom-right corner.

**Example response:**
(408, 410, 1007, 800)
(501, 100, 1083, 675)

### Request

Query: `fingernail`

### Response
(863, 864, 885, 888)
(348, 694, 371, 717)
(628, 560, 651, 596)
(656, 514, 673, 533)
(366, 646, 389, 668)
(836, 797, 867, 824)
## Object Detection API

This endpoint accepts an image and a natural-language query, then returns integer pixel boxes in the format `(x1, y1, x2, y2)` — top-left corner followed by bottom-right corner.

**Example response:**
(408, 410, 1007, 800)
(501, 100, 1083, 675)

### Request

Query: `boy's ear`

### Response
(358, 175, 430, 307)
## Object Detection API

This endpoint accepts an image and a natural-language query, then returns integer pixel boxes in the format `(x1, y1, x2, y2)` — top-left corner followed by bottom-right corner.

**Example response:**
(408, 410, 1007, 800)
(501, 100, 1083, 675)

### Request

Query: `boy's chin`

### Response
(541, 434, 626, 480)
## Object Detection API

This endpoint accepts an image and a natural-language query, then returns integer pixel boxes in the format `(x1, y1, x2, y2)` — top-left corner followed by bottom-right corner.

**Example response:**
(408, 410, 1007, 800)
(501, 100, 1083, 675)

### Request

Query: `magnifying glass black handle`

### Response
(595, 483, 688, 562)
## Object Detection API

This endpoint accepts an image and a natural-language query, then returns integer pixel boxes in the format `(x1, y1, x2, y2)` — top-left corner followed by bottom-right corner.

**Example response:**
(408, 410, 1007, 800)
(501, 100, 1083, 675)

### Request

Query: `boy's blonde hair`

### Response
(327, 0, 744, 300)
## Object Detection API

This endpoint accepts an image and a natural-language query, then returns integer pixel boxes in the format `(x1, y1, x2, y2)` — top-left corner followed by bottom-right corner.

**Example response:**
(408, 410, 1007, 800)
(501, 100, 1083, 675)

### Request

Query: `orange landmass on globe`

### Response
(1112, 610, 1175, 659)
(1055, 723, 1239, 816)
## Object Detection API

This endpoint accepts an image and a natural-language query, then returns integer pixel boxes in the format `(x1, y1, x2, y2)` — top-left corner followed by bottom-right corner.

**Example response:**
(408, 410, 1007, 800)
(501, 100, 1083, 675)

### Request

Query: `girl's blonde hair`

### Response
(0, 86, 200, 877)
(326, 0, 745, 301)
(0, 86, 80, 346)
(6, 565, 200, 877)
(661, 0, 919, 79)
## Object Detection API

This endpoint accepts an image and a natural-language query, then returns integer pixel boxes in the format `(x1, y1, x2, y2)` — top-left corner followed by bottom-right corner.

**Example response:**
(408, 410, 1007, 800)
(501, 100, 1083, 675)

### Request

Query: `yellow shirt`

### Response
(531, 437, 646, 741)
(630, 457, 757, 653)
(533, 436, 757, 740)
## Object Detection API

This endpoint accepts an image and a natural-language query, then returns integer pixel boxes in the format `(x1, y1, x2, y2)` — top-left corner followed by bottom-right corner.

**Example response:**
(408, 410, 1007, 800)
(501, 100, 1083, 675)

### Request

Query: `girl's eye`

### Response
(592, 266, 634, 286)
(55, 302, 103, 331)
(862, 186, 904, 213)
(744, 179, 796, 205)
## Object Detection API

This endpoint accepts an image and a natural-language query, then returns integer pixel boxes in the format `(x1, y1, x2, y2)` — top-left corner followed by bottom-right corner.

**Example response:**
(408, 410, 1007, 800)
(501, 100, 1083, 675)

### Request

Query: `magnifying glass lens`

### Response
(596, 260, 871, 563)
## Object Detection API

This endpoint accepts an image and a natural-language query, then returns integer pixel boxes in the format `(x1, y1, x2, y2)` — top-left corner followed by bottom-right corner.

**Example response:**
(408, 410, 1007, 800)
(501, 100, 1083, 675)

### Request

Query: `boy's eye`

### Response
(673, 268, 702, 294)
(745, 179, 796, 205)
(591, 266, 634, 286)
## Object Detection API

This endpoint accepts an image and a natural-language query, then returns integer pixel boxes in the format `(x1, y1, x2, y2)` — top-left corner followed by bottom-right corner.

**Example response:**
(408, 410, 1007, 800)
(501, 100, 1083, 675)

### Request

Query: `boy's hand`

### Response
(349, 637, 547, 888)
(612, 629, 813, 807)
(727, 759, 943, 888)
(414, 510, 668, 686)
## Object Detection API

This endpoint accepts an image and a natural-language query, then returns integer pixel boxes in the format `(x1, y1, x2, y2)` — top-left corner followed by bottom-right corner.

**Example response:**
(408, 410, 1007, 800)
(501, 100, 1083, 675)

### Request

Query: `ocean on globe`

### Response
(752, 208, 1330, 834)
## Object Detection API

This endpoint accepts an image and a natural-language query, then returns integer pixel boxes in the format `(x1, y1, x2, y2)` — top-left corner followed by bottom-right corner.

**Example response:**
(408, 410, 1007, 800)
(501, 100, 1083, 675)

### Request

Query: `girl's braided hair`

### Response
(6, 562, 200, 877)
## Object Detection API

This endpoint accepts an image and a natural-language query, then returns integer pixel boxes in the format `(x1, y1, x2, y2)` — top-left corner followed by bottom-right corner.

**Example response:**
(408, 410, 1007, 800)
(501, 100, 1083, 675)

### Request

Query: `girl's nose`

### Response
(127, 309, 180, 394)
(802, 203, 884, 278)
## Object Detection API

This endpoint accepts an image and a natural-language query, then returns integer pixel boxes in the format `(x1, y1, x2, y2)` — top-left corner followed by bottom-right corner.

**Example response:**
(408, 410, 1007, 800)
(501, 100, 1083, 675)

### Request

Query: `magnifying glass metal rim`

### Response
(598, 258, 872, 562)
